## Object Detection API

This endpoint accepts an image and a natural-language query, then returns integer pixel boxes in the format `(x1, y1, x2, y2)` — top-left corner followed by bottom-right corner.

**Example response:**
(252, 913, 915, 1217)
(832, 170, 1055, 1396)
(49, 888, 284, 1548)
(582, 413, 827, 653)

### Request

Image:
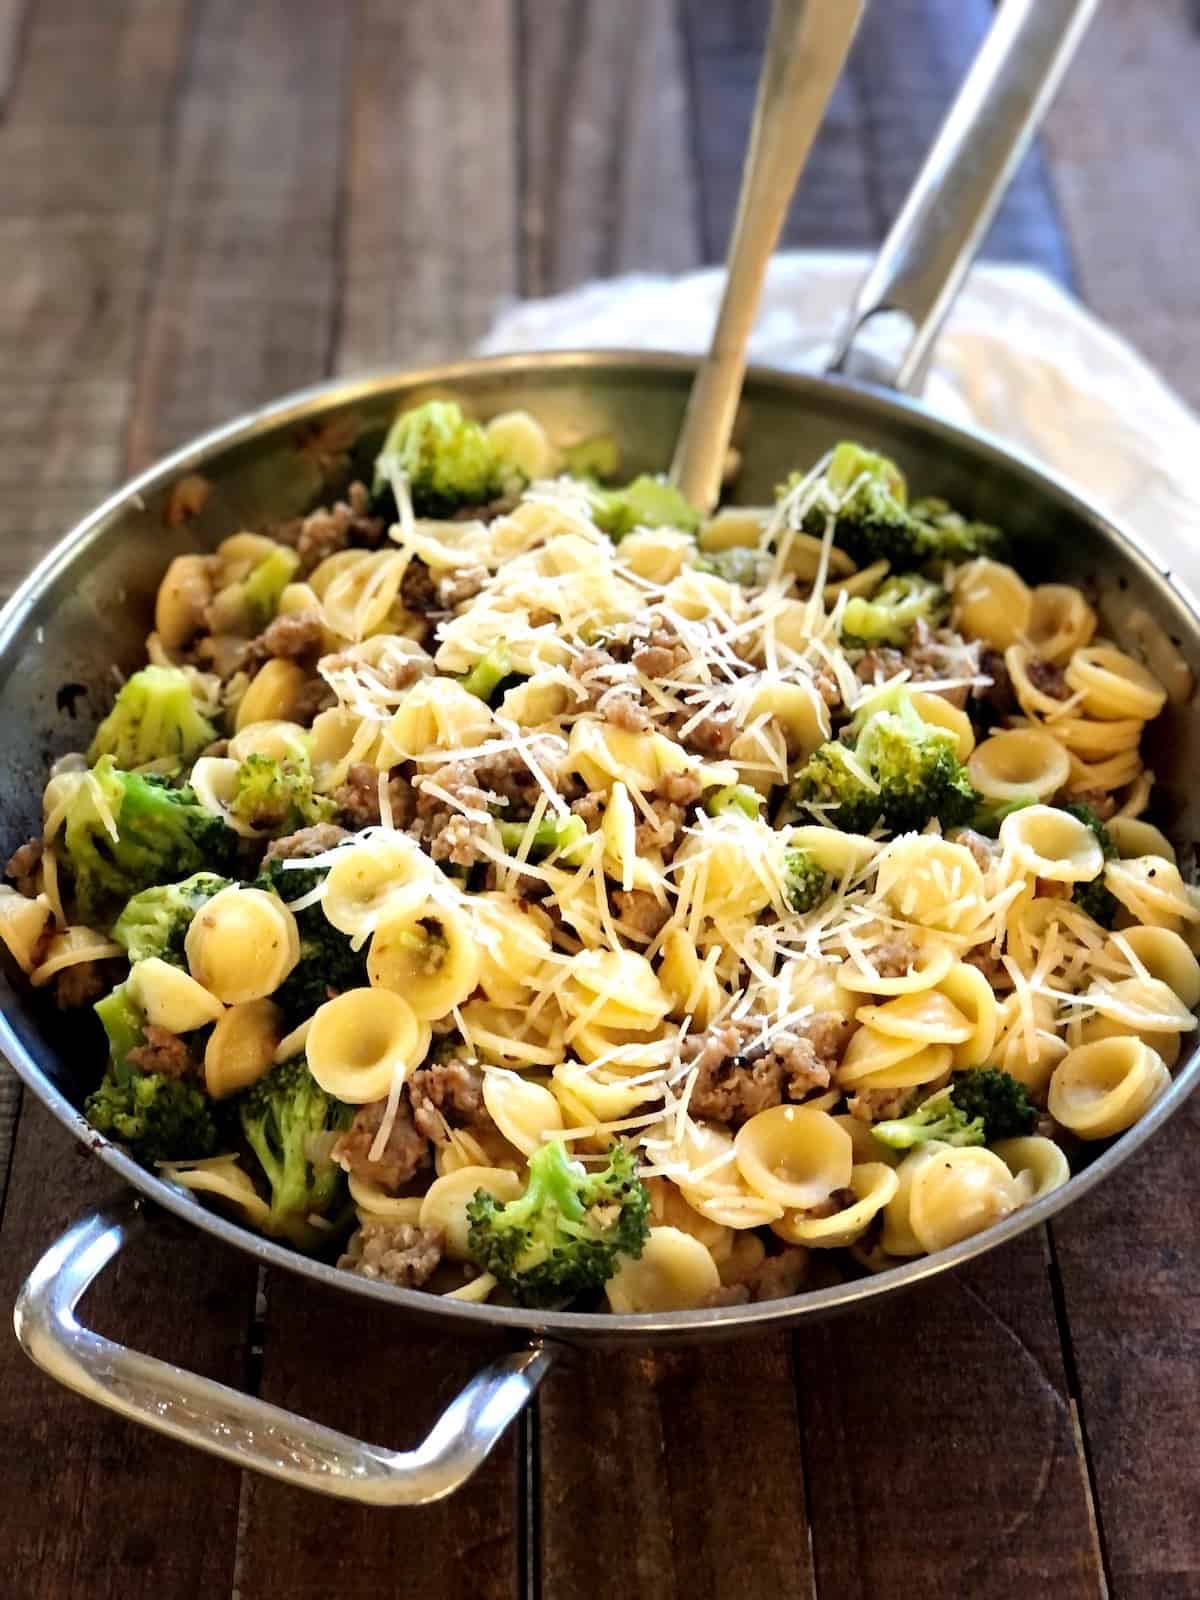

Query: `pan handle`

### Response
(828, 0, 1098, 394)
(13, 1197, 557, 1505)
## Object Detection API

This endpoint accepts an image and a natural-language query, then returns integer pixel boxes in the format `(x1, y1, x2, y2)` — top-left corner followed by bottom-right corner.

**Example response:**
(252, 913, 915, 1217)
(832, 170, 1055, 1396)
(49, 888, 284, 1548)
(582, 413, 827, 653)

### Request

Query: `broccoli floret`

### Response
(785, 442, 1007, 570)
(909, 496, 1007, 564)
(459, 642, 514, 703)
(588, 475, 699, 541)
(705, 783, 763, 820)
(94, 982, 146, 1074)
(790, 691, 977, 835)
(238, 1055, 352, 1242)
(242, 545, 300, 630)
(841, 574, 946, 646)
(84, 983, 218, 1162)
(111, 871, 232, 965)
(373, 400, 502, 517)
(694, 547, 762, 587)
(62, 756, 236, 926)
(254, 858, 367, 1024)
(871, 1067, 1036, 1152)
(86, 1071, 219, 1164)
(497, 814, 589, 864)
(563, 433, 621, 480)
(466, 1139, 650, 1307)
(88, 666, 216, 771)
(1066, 802, 1119, 926)
(946, 1066, 1038, 1140)
(229, 752, 335, 836)
(782, 846, 829, 913)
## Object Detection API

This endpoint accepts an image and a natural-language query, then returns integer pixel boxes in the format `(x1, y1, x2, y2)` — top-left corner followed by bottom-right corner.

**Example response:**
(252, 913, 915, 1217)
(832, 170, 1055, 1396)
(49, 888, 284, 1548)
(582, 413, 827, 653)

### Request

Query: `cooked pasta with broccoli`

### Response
(2, 398, 1195, 1312)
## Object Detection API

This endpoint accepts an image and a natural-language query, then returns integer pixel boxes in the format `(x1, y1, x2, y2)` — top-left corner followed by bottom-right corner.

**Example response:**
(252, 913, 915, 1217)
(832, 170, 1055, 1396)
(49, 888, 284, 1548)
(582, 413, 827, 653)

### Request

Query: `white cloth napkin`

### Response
(480, 253, 1200, 588)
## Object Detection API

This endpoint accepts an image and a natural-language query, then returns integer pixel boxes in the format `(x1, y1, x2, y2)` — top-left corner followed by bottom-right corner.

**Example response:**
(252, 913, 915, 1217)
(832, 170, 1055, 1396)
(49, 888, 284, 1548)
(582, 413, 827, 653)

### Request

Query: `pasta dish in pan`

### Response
(2, 400, 1194, 1311)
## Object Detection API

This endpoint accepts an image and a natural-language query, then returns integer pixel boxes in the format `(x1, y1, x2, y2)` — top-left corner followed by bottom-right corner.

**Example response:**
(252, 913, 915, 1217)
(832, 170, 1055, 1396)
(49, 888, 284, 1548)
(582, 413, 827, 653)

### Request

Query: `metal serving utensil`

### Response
(670, 0, 866, 513)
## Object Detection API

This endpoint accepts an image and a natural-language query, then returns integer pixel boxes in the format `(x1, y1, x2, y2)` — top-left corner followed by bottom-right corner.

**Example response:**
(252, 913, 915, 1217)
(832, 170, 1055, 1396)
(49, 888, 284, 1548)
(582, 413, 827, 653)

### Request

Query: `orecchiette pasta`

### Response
(305, 987, 426, 1103)
(367, 891, 481, 1019)
(605, 1226, 721, 1313)
(33, 406, 1193, 1313)
(185, 886, 300, 1003)
(1048, 1036, 1170, 1139)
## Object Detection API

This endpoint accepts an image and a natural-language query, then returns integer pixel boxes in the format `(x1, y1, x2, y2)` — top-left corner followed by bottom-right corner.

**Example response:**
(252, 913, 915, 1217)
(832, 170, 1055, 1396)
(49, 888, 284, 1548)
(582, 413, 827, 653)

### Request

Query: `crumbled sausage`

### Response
(251, 609, 324, 665)
(612, 889, 670, 940)
(869, 931, 920, 979)
(408, 1057, 491, 1144)
(683, 1020, 783, 1125)
(955, 828, 998, 872)
(127, 1025, 194, 1079)
(338, 1220, 444, 1288)
(437, 566, 488, 609)
(295, 482, 385, 572)
(680, 712, 737, 757)
(53, 958, 124, 1012)
(399, 558, 441, 615)
(596, 690, 652, 732)
(660, 771, 703, 807)
(332, 764, 417, 831)
(5, 838, 43, 898)
(976, 646, 1017, 720)
(331, 1098, 430, 1193)
(634, 800, 686, 855)
(290, 676, 336, 726)
(1027, 657, 1069, 700)
(263, 822, 350, 862)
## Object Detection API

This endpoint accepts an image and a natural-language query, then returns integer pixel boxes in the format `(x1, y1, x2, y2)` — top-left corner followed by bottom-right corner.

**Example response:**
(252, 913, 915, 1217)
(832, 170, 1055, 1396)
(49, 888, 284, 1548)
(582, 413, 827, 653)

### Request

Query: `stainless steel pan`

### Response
(11, 0, 1191, 1507)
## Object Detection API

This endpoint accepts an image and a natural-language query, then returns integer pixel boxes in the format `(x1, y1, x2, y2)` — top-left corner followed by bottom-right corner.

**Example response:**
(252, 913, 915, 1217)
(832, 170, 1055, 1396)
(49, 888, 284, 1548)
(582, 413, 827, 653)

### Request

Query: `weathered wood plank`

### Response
(337, 0, 519, 373)
(1042, 0, 1200, 404)
(237, 1287, 522, 1600)
(0, 1101, 250, 1599)
(538, 1339, 814, 1599)
(0, 0, 30, 110)
(679, 0, 1073, 282)
(797, 1235, 1106, 1598)
(240, 9, 523, 1598)
(126, 0, 353, 470)
(0, 0, 188, 599)
(1049, 1112, 1199, 1599)
(518, 0, 700, 297)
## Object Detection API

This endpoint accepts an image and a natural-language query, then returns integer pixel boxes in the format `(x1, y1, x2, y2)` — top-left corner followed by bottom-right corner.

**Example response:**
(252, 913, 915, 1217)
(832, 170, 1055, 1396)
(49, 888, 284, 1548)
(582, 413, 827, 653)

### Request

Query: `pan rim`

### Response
(3, 347, 1197, 1342)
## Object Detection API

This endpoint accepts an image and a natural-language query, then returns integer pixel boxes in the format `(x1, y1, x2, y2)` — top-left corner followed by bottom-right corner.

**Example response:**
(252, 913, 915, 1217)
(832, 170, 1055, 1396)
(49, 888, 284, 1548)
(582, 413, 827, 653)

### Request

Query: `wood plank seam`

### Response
(122, 0, 200, 478)
(1045, 1226, 1116, 1593)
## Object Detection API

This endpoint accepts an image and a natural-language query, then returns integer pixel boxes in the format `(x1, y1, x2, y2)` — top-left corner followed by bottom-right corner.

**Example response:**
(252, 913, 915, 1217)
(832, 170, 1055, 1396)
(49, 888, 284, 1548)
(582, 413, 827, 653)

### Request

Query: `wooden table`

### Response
(0, 3, 1197, 1596)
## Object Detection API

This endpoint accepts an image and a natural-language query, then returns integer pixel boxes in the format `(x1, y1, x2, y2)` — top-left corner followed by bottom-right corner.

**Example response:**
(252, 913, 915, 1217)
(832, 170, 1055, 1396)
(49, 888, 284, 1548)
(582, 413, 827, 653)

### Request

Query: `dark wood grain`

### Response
(126, 0, 353, 470)
(518, 0, 699, 297)
(337, 0, 518, 372)
(1050, 1109, 1200, 1599)
(237, 1287, 522, 1600)
(798, 1236, 1106, 1598)
(538, 1339, 814, 1600)
(679, 0, 1074, 283)
(0, 1102, 251, 1600)
(0, 0, 30, 108)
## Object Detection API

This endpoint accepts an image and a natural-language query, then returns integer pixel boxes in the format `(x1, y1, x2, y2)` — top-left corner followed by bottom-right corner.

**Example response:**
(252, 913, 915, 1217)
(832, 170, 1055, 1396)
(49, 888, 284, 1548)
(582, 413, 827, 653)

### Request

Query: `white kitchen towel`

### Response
(480, 253, 1200, 587)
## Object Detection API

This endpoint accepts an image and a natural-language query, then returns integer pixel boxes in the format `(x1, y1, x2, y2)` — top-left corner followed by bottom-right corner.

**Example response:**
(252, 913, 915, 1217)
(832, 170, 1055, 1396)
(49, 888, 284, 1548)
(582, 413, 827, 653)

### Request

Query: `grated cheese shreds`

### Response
(38, 421, 1178, 1314)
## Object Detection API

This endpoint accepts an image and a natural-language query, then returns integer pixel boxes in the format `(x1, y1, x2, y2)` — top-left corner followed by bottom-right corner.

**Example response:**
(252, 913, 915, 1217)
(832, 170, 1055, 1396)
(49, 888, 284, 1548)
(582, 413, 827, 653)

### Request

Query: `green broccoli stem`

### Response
(498, 814, 588, 862)
(704, 783, 763, 820)
(459, 643, 513, 702)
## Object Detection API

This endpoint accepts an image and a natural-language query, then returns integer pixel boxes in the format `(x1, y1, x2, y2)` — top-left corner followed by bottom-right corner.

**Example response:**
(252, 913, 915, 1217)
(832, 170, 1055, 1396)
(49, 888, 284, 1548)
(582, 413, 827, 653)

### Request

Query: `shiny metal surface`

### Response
(4, 349, 1199, 1355)
(14, 1196, 557, 1504)
(668, 0, 864, 511)
(829, 0, 1099, 393)
(8, 348, 1200, 1497)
